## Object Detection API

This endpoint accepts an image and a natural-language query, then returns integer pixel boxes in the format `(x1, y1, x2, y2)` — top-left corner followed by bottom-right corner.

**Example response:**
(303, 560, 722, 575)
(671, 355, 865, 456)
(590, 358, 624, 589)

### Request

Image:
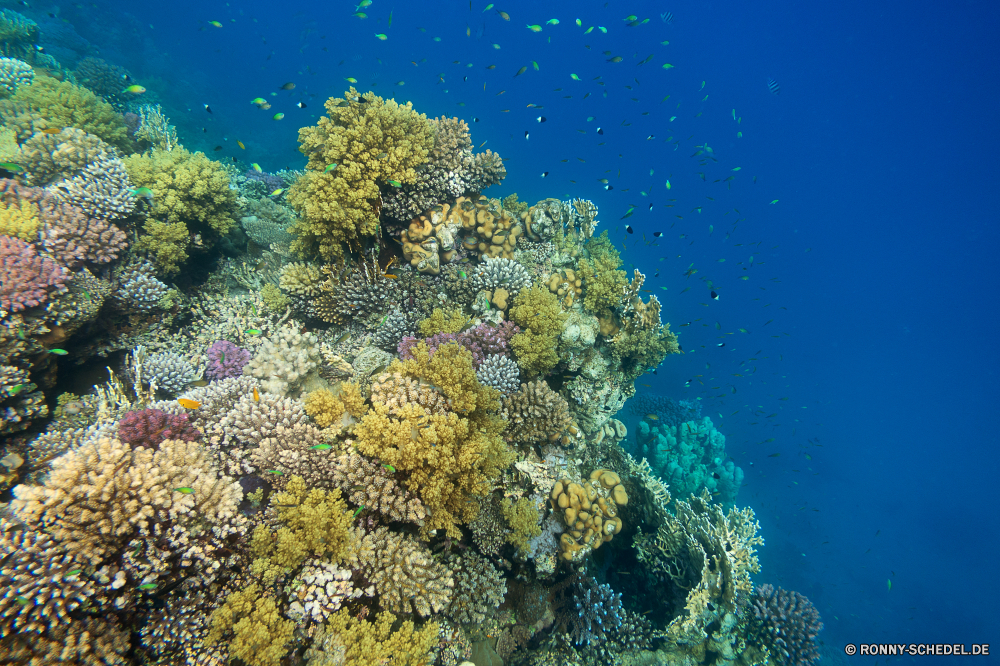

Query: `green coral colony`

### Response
(0, 19, 823, 666)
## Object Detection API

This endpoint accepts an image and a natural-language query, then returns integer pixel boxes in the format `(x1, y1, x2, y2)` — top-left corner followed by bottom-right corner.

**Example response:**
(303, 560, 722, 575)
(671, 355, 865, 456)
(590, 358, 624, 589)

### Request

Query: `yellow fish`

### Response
(208, 20, 222, 27)
(237, 140, 245, 149)
(526, 24, 542, 32)
(374, 33, 387, 40)
(177, 398, 201, 409)
(252, 163, 262, 172)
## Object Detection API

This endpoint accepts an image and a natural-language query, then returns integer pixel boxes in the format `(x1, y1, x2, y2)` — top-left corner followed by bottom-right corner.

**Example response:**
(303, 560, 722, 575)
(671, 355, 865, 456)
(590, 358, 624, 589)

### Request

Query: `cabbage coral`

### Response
(287, 87, 434, 262)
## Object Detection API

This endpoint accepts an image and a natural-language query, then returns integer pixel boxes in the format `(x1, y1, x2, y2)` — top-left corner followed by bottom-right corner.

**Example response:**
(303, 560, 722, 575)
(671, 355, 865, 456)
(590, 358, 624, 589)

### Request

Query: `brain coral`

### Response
(287, 87, 434, 261)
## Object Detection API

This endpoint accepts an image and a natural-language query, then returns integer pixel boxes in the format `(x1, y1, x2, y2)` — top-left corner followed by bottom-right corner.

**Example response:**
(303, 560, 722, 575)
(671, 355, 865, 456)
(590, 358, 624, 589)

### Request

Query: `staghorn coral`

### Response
(133, 104, 179, 153)
(305, 609, 439, 666)
(329, 451, 427, 525)
(383, 115, 506, 220)
(749, 584, 823, 666)
(0, 520, 95, 637)
(52, 153, 135, 220)
(142, 350, 197, 395)
(444, 550, 507, 625)
(111, 258, 169, 311)
(287, 88, 435, 261)
(4, 75, 132, 152)
(0, 57, 32, 97)
(0, 233, 66, 312)
(509, 284, 567, 379)
(207, 583, 295, 666)
(11, 436, 243, 566)
(549, 469, 628, 562)
(243, 322, 320, 396)
(417, 306, 471, 337)
(241, 199, 296, 249)
(205, 339, 252, 381)
(354, 341, 513, 538)
(346, 525, 454, 616)
(502, 379, 580, 447)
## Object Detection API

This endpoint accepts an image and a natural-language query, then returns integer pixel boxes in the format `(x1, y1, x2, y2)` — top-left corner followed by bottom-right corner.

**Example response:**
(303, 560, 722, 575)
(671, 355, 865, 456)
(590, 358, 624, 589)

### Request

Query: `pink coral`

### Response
(397, 321, 520, 369)
(0, 235, 67, 312)
(117, 408, 201, 449)
(39, 201, 128, 268)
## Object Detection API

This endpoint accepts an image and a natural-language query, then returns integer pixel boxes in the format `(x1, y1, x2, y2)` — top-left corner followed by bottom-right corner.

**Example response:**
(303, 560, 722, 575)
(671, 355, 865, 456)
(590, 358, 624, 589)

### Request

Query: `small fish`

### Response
(237, 140, 245, 149)
(129, 187, 154, 201)
(345, 77, 358, 83)
(213, 145, 223, 151)
(887, 579, 892, 592)
(546, 18, 559, 24)
(483, 3, 494, 11)
(138, 583, 158, 590)
(497, 10, 510, 20)
(0, 162, 23, 172)
(711, 291, 719, 300)
(662, 63, 675, 69)
(387, 180, 402, 187)
(524, 131, 529, 140)
(208, 20, 222, 27)
(570, 73, 581, 81)
(532, 61, 539, 70)
(48, 348, 69, 355)
(526, 24, 542, 32)
(515, 66, 527, 77)
(252, 163, 262, 173)
(377, 152, 389, 159)
(273, 113, 285, 120)
(66, 569, 82, 576)
(177, 398, 201, 409)
(598, 26, 607, 32)
(352, 506, 365, 518)
(596, 127, 603, 134)
(353, 11, 367, 18)
(374, 33, 388, 40)
(324, 163, 338, 173)
(382, 273, 397, 279)
(768, 453, 781, 457)
(310, 443, 333, 450)
(251, 97, 267, 106)
(645, 414, 659, 420)
(122, 84, 146, 94)
(246, 328, 262, 335)
(265, 469, 284, 475)
(253, 387, 260, 402)
(296, 102, 307, 108)
(174, 487, 195, 494)
(625, 225, 633, 234)
(540, 171, 549, 177)
(204, 104, 212, 113)
(280, 82, 296, 90)
(767, 77, 780, 95)
(770, 199, 779, 204)
(270, 188, 284, 196)
(383, 463, 396, 472)
(606, 55, 623, 63)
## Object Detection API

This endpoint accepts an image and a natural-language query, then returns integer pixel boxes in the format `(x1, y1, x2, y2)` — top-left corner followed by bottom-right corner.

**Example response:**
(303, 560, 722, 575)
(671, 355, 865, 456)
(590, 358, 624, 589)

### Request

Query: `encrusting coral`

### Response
(287, 87, 435, 261)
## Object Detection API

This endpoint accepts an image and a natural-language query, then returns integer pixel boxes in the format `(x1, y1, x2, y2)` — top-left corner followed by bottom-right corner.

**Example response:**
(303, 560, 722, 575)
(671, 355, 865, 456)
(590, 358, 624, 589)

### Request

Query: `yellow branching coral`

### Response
(287, 87, 434, 262)
(577, 231, 628, 319)
(0, 197, 38, 240)
(307, 610, 439, 666)
(124, 146, 238, 243)
(354, 342, 513, 537)
(509, 284, 568, 379)
(134, 218, 189, 274)
(249, 475, 353, 585)
(303, 382, 366, 433)
(207, 583, 295, 666)
(5, 75, 132, 153)
(501, 496, 542, 556)
(417, 306, 471, 336)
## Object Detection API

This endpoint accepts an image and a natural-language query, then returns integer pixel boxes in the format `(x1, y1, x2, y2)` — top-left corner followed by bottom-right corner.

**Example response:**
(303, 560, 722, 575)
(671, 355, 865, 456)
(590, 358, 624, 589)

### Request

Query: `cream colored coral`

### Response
(11, 437, 243, 565)
(278, 261, 323, 297)
(243, 322, 320, 396)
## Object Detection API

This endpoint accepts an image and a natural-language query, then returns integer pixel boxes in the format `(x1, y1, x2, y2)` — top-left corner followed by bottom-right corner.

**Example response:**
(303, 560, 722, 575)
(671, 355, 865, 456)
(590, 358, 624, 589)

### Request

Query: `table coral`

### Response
(287, 87, 434, 262)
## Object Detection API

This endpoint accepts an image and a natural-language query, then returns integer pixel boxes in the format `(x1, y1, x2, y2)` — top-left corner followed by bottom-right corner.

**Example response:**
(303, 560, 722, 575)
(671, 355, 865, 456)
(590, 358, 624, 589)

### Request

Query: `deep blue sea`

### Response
(25, 0, 999, 661)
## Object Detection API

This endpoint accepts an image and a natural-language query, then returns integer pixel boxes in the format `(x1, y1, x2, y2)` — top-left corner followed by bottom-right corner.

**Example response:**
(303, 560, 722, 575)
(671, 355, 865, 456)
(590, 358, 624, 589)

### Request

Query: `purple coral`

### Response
(750, 584, 823, 666)
(243, 169, 285, 191)
(0, 235, 67, 313)
(117, 408, 201, 449)
(397, 322, 521, 369)
(205, 340, 252, 380)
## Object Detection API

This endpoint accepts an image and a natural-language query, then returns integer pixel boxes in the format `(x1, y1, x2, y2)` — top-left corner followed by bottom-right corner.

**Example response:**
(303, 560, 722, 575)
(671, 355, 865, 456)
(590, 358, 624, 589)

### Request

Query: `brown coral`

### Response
(549, 469, 628, 562)
(502, 379, 580, 447)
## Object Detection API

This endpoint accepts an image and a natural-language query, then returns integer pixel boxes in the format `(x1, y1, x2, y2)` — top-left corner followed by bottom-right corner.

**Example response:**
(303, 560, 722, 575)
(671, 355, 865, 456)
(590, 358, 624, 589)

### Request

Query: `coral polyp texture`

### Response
(0, 82, 801, 666)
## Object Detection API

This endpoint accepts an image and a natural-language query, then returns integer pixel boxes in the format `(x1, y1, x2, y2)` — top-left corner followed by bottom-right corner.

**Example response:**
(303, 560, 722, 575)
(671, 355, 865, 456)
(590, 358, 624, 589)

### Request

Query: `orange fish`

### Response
(253, 387, 260, 402)
(40, 127, 64, 134)
(382, 273, 397, 279)
(177, 398, 201, 409)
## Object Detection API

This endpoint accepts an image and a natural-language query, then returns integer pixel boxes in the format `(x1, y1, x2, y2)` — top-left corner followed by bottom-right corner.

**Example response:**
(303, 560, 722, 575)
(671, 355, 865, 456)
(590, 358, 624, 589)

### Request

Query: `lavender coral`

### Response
(205, 340, 252, 380)
(117, 408, 201, 449)
(750, 584, 823, 666)
(0, 234, 66, 312)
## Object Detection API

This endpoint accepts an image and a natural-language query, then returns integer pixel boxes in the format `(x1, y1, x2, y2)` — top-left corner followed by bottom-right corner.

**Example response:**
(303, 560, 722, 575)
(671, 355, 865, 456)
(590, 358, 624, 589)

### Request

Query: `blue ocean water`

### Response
(14, 0, 999, 661)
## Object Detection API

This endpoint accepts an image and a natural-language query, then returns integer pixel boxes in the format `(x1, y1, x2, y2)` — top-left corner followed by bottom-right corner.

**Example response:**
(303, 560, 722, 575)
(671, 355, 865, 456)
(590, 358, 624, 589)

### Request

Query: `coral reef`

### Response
(0, 57, 32, 96)
(243, 322, 319, 396)
(287, 88, 435, 261)
(509, 285, 567, 378)
(205, 339, 252, 380)
(445, 550, 507, 624)
(502, 379, 580, 447)
(476, 353, 521, 395)
(549, 469, 627, 561)
(142, 350, 196, 394)
(0, 233, 66, 312)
